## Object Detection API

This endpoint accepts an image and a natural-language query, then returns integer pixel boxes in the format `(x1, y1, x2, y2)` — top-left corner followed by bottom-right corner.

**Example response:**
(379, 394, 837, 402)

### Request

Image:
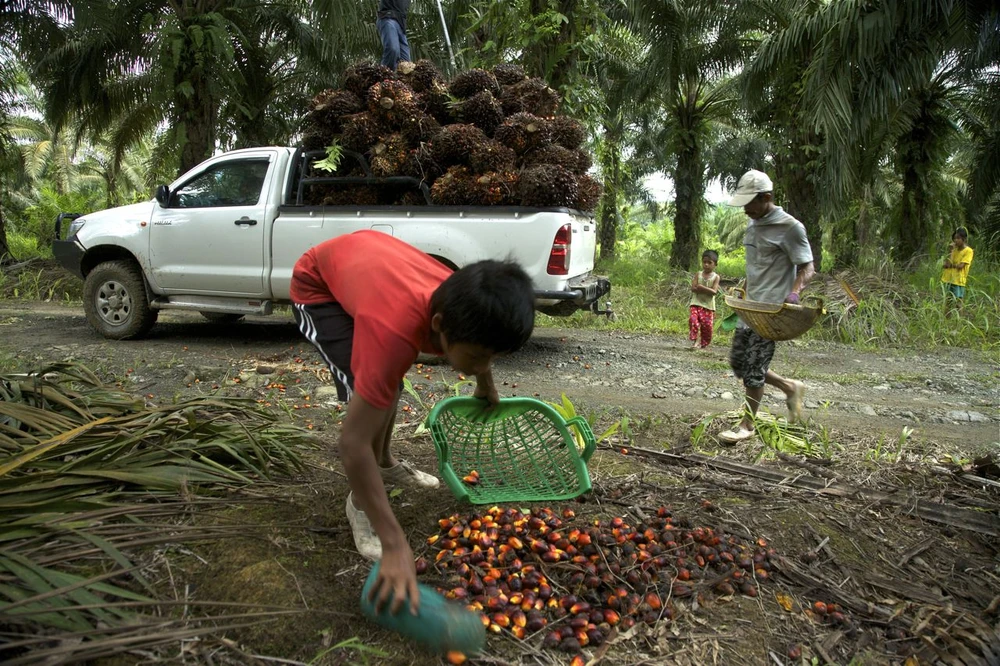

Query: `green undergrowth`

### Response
(539, 250, 1000, 350)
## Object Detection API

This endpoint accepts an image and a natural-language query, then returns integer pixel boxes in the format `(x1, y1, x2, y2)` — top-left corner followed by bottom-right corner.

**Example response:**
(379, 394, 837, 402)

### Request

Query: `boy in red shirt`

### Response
(290, 230, 535, 615)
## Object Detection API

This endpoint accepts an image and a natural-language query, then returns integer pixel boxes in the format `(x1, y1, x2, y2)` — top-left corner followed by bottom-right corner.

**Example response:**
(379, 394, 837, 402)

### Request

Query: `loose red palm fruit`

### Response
(787, 644, 802, 660)
(446, 651, 467, 664)
(813, 601, 828, 615)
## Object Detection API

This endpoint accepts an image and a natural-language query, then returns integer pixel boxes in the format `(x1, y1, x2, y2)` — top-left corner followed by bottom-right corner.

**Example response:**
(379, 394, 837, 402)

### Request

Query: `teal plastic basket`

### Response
(426, 397, 596, 504)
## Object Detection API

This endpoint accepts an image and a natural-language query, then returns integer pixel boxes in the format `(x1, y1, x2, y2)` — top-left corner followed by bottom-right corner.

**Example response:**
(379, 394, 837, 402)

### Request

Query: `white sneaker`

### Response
(379, 460, 440, 489)
(346, 493, 382, 561)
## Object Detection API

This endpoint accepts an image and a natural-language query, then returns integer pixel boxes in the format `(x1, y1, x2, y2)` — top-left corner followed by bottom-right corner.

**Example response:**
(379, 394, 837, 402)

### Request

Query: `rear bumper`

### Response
(53, 239, 86, 279)
(534, 275, 611, 316)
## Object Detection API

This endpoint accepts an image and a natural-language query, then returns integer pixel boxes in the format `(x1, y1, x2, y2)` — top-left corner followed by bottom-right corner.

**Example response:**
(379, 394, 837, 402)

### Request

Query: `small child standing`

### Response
(689, 250, 720, 349)
(941, 227, 974, 318)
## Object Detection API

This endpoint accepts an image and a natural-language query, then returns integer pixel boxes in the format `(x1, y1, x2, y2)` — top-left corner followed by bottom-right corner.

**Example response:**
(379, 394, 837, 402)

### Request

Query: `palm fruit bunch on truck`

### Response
(299, 60, 603, 211)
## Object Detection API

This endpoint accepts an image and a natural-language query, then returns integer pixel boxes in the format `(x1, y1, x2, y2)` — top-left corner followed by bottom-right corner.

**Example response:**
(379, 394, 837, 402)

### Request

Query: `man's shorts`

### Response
(729, 327, 775, 389)
(945, 283, 966, 299)
(293, 302, 355, 402)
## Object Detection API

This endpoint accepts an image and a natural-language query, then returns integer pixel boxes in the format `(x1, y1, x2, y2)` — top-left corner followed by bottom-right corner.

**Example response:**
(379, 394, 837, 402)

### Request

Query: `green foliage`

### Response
(313, 142, 343, 173)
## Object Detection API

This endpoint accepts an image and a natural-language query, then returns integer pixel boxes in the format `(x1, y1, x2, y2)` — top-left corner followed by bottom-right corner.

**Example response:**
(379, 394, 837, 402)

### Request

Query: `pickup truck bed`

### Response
(53, 147, 611, 339)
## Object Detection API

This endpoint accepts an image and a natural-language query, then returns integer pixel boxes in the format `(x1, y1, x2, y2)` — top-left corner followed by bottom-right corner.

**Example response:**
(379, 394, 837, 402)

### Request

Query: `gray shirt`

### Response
(743, 206, 813, 304)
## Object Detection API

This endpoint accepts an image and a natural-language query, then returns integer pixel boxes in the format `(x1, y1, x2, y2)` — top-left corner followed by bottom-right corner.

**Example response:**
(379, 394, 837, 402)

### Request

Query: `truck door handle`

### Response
(234, 217, 257, 226)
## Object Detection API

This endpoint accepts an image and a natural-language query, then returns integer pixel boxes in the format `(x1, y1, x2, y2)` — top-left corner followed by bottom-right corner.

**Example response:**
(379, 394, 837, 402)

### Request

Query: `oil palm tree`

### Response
(36, 0, 368, 177)
(747, 0, 999, 264)
(1, 1, 72, 264)
(625, 0, 755, 270)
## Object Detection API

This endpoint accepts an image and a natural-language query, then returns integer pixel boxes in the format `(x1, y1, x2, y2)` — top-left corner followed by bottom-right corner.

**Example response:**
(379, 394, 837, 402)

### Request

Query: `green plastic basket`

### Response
(427, 397, 596, 504)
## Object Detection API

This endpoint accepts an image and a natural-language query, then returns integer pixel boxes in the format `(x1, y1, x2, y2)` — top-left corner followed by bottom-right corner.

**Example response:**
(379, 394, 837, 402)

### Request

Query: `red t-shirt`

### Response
(290, 231, 453, 409)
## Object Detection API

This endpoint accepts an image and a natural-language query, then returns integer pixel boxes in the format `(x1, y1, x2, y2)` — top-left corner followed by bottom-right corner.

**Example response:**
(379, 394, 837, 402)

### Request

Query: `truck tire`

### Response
(83, 260, 158, 340)
(200, 312, 245, 324)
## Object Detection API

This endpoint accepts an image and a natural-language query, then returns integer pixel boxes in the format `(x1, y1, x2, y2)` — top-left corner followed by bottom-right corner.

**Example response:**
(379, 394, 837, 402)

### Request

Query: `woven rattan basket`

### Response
(723, 288, 825, 341)
(427, 397, 595, 504)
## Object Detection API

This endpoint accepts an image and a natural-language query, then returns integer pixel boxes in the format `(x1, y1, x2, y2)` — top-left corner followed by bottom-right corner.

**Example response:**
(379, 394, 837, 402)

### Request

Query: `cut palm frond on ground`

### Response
(0, 363, 319, 662)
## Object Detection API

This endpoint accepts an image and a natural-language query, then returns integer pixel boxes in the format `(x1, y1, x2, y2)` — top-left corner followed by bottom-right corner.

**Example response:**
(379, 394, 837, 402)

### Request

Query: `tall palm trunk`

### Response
(897, 161, 930, 264)
(175, 10, 221, 174)
(670, 91, 704, 270)
(0, 205, 15, 266)
(526, 0, 580, 90)
(774, 129, 824, 270)
(598, 123, 622, 260)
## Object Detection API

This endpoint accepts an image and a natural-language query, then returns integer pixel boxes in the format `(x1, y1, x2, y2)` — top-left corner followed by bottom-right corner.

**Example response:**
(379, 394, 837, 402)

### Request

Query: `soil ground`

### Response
(1, 302, 998, 666)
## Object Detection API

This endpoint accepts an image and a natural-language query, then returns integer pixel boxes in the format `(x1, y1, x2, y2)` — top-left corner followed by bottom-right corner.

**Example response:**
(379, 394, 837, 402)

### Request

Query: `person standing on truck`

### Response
(290, 230, 535, 614)
(718, 169, 814, 444)
(377, 0, 411, 71)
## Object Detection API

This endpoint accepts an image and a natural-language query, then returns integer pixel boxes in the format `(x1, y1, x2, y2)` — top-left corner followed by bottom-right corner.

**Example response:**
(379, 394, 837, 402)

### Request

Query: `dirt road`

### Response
(1, 302, 996, 453)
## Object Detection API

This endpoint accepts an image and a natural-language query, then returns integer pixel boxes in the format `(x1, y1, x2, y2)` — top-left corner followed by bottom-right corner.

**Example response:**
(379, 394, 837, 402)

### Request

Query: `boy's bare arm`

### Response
(691, 273, 701, 293)
(340, 395, 418, 614)
(474, 367, 500, 406)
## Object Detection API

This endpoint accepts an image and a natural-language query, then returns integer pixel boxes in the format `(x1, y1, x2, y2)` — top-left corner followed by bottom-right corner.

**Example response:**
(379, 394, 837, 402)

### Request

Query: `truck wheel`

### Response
(83, 260, 158, 340)
(200, 312, 245, 324)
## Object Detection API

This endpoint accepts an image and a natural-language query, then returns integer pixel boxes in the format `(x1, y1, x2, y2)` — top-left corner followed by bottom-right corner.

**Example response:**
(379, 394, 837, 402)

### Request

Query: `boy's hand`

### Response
(368, 541, 420, 616)
(474, 382, 500, 406)
(784, 292, 800, 304)
(474, 368, 500, 406)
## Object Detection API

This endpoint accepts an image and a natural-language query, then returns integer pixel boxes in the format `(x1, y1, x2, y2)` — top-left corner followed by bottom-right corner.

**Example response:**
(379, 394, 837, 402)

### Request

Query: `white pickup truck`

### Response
(53, 146, 611, 339)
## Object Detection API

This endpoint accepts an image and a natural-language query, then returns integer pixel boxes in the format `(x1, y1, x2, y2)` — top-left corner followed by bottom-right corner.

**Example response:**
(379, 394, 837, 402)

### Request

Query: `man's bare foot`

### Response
(786, 380, 806, 422)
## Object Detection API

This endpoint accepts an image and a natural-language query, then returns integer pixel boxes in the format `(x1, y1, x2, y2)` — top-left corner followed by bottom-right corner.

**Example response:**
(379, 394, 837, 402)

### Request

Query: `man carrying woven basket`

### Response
(719, 170, 815, 444)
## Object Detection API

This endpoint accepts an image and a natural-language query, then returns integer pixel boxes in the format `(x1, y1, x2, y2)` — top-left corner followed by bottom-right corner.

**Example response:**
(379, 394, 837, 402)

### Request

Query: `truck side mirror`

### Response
(155, 185, 170, 207)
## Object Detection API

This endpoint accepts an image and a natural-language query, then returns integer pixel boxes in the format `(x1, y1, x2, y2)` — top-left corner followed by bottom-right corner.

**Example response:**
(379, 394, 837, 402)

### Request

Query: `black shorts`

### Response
(729, 327, 775, 389)
(293, 302, 356, 402)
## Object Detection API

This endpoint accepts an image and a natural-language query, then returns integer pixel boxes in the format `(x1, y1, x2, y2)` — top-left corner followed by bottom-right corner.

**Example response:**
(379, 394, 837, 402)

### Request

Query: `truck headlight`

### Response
(67, 218, 87, 237)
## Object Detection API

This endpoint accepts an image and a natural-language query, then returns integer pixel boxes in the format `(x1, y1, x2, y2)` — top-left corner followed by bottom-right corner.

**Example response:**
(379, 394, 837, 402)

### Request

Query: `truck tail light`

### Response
(547, 224, 572, 275)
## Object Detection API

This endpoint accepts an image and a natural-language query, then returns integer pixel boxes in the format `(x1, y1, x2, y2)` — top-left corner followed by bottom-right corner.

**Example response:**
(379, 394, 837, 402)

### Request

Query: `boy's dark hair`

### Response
(702, 250, 719, 263)
(430, 260, 535, 353)
(953, 227, 968, 240)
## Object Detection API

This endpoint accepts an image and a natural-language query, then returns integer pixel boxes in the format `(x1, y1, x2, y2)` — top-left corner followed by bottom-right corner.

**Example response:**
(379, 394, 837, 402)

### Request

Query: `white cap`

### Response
(728, 169, 774, 207)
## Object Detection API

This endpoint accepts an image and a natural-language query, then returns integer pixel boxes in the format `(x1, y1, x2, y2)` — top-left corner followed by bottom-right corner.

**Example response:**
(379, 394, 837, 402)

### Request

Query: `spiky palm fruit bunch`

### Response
(519, 164, 579, 208)
(472, 171, 519, 206)
(369, 133, 410, 177)
(431, 166, 478, 205)
(396, 189, 429, 206)
(523, 145, 581, 173)
(300, 124, 329, 152)
(398, 59, 445, 92)
(308, 89, 363, 134)
(456, 91, 505, 136)
(340, 113, 382, 154)
(549, 115, 586, 150)
(428, 123, 488, 168)
(573, 149, 593, 175)
(500, 78, 560, 117)
(449, 68, 500, 99)
(470, 140, 516, 174)
(576, 174, 603, 212)
(399, 112, 442, 147)
(343, 61, 394, 98)
(322, 185, 381, 207)
(417, 82, 455, 125)
(367, 79, 418, 127)
(398, 145, 443, 183)
(494, 113, 552, 155)
(493, 63, 528, 86)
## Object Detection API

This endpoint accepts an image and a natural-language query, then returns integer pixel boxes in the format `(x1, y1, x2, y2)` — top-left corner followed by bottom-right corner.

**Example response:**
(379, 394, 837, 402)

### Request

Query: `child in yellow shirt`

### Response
(941, 227, 973, 317)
